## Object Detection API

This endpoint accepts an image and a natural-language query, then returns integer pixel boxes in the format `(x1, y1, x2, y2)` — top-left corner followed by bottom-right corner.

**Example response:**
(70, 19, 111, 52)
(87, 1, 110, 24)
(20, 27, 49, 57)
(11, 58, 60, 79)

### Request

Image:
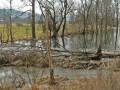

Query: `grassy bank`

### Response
(0, 23, 98, 41)
(0, 22, 118, 42)
(0, 23, 44, 41)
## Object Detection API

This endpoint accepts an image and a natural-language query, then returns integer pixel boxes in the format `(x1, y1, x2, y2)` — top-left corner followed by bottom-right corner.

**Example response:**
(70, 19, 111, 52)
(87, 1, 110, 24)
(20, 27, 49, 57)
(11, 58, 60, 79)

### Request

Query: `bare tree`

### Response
(9, 0, 13, 43)
(95, 0, 99, 47)
(21, 0, 36, 39)
(45, 0, 54, 84)
(37, 0, 74, 38)
(31, 0, 36, 39)
(4, 0, 14, 43)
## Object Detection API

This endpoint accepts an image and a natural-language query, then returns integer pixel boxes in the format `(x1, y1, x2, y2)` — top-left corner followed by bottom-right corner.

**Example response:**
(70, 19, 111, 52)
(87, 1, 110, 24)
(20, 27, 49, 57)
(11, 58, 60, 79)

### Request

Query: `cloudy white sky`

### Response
(0, 0, 40, 14)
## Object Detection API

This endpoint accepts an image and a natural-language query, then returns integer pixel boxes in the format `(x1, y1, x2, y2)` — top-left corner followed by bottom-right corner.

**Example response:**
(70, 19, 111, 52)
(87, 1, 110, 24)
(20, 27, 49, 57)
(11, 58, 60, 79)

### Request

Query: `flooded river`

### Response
(0, 29, 119, 81)
(0, 67, 109, 81)
(8, 28, 120, 51)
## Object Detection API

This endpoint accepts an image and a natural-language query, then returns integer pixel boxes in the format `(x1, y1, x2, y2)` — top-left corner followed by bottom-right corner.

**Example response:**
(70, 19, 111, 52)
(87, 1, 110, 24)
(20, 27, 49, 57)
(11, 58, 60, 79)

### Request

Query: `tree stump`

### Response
(95, 45, 102, 60)
(90, 45, 102, 60)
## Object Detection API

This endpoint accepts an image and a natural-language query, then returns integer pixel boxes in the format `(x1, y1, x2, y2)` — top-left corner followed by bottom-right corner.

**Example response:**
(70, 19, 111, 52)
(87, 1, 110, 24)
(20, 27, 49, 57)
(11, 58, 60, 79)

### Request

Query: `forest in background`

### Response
(0, 0, 120, 90)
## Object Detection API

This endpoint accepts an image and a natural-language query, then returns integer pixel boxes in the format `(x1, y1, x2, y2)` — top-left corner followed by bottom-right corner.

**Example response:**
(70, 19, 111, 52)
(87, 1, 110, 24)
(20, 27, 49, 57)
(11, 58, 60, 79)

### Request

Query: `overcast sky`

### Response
(0, 0, 40, 14)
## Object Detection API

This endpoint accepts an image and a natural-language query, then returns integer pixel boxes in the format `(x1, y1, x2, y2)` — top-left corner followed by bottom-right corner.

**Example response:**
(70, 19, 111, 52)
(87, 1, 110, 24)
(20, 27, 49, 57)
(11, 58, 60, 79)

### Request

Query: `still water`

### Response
(0, 29, 118, 81)
(0, 67, 109, 81)
(0, 28, 119, 51)
(12, 28, 120, 51)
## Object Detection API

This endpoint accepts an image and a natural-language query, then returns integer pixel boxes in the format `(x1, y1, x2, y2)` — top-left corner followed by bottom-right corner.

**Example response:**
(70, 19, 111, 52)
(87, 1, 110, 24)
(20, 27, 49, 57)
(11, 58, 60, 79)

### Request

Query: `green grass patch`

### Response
(0, 23, 104, 41)
(0, 23, 44, 41)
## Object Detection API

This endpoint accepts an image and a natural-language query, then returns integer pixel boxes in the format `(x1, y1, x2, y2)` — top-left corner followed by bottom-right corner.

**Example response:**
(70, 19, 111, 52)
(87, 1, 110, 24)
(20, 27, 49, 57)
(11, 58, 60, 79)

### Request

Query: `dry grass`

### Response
(100, 58, 120, 70)
(1, 50, 120, 90)
(21, 71, 120, 90)
(21, 58, 120, 90)
(0, 79, 16, 90)
(0, 50, 49, 67)
(1, 63, 120, 90)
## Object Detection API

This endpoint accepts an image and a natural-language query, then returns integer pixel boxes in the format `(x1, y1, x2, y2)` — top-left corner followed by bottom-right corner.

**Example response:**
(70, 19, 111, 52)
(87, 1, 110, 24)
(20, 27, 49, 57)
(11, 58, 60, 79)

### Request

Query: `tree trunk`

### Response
(62, 0, 67, 38)
(10, 0, 13, 43)
(95, 0, 99, 47)
(104, 7, 108, 48)
(52, 30, 58, 38)
(45, 3, 54, 84)
(115, 0, 119, 50)
(32, 0, 36, 39)
(6, 23, 9, 42)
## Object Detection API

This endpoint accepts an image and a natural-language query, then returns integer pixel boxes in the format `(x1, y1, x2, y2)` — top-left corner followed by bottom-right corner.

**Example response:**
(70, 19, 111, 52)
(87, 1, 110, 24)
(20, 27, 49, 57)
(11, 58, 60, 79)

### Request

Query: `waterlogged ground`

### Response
(0, 66, 120, 90)
(0, 67, 110, 79)
(0, 28, 120, 51)
(0, 66, 110, 87)
(0, 29, 120, 89)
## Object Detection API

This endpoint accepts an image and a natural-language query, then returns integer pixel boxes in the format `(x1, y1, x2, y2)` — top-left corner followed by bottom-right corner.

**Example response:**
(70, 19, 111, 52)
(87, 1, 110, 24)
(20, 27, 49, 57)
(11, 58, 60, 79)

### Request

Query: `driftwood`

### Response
(51, 48, 120, 60)
(0, 45, 120, 61)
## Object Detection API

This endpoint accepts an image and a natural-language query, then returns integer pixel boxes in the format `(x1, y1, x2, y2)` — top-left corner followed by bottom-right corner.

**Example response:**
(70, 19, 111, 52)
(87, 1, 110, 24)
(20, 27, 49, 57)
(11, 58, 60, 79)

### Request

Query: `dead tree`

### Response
(90, 45, 102, 60)
(95, 45, 102, 60)
(45, 1, 55, 84)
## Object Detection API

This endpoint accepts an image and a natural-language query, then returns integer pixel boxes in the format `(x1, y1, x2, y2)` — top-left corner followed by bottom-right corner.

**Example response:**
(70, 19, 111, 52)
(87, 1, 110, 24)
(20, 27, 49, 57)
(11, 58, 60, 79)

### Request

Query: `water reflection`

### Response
(0, 67, 110, 80)
(54, 29, 120, 51)
(0, 28, 120, 51)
